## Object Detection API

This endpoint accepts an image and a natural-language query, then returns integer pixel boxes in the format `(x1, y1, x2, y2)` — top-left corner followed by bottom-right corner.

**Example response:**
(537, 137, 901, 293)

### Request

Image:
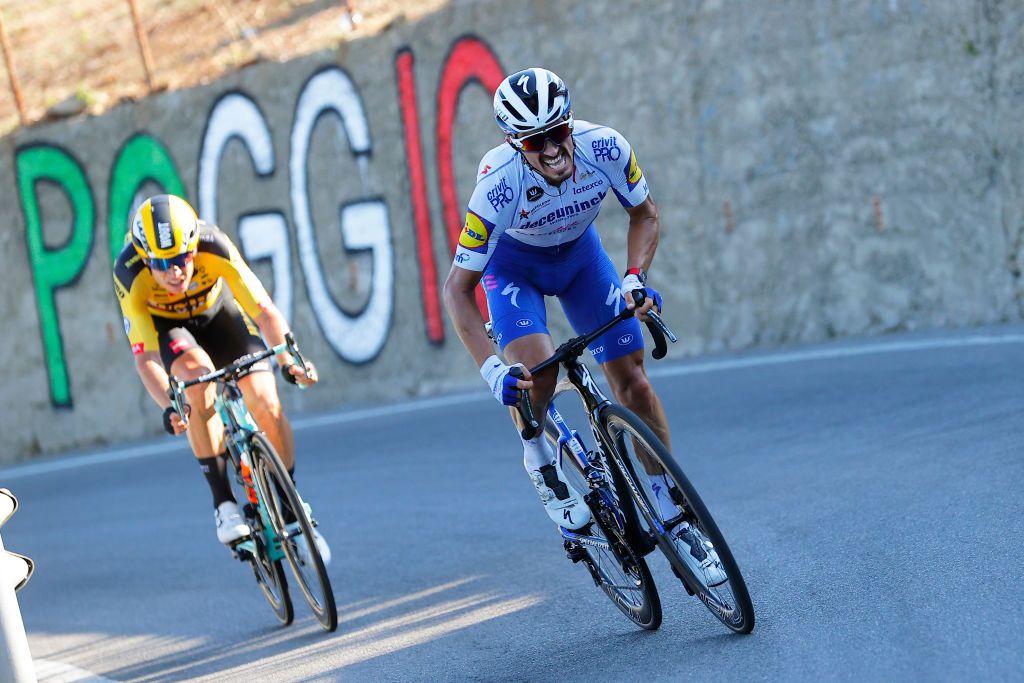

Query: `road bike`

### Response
(167, 333, 338, 632)
(502, 292, 754, 633)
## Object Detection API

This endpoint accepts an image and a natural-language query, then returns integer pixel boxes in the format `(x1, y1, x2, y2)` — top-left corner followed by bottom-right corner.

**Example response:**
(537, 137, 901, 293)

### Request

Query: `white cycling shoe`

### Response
(527, 462, 592, 530)
(675, 522, 728, 587)
(285, 521, 332, 567)
(215, 500, 251, 545)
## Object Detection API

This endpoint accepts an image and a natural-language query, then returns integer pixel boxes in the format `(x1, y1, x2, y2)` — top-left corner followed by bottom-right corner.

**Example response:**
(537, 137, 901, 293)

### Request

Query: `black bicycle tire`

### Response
(248, 524, 293, 626)
(230, 444, 293, 627)
(544, 420, 663, 630)
(249, 433, 338, 632)
(600, 404, 755, 634)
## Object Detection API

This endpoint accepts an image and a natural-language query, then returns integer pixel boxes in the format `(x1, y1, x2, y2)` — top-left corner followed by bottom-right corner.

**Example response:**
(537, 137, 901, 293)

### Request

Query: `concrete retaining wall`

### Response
(1, 0, 1020, 460)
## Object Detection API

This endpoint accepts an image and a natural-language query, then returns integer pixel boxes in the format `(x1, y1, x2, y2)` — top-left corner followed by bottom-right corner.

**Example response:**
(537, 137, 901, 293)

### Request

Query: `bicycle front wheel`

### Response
(601, 404, 755, 634)
(249, 433, 338, 632)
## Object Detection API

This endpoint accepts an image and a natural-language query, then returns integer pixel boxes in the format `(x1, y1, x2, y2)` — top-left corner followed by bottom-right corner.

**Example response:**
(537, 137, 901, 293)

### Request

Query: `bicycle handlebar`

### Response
(513, 289, 677, 439)
(167, 332, 307, 429)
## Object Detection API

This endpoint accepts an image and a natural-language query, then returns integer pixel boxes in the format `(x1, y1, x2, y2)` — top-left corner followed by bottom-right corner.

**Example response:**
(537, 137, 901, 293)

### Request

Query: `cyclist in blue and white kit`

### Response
(444, 68, 723, 582)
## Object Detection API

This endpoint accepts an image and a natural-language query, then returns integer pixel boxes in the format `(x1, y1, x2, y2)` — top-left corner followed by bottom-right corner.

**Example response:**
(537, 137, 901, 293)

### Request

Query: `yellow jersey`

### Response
(113, 222, 271, 355)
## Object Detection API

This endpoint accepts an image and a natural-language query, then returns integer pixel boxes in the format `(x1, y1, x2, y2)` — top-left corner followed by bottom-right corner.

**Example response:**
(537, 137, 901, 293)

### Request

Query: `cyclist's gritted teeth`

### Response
(542, 148, 569, 172)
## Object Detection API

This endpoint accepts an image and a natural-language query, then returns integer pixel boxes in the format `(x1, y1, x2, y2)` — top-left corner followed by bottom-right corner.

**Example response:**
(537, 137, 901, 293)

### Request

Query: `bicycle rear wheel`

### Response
(249, 433, 338, 632)
(244, 515, 293, 626)
(546, 421, 662, 630)
(601, 404, 755, 634)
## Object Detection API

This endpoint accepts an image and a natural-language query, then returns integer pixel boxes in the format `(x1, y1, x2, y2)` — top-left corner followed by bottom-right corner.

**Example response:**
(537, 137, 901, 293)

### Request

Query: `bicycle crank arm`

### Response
(559, 527, 611, 551)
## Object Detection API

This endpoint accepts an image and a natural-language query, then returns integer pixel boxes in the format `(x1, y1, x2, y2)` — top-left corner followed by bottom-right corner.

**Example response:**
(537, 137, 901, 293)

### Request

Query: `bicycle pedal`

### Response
(563, 539, 586, 564)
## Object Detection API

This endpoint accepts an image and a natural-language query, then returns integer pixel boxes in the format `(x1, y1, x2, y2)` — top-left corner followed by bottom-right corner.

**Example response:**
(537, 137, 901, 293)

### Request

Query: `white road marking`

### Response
(1, 332, 1021, 481)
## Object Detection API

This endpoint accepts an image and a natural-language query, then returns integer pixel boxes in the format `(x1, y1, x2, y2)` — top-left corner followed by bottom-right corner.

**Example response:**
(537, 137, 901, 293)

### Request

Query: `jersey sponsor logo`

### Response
(577, 168, 595, 181)
(480, 164, 492, 175)
(573, 180, 601, 195)
(519, 209, 530, 219)
(526, 186, 544, 202)
(156, 221, 174, 250)
(131, 342, 145, 355)
(516, 318, 533, 328)
(459, 211, 494, 254)
(617, 333, 634, 346)
(122, 317, 131, 335)
(517, 191, 606, 231)
(454, 252, 470, 264)
(592, 136, 622, 161)
(487, 177, 514, 211)
(624, 150, 643, 191)
(590, 345, 604, 356)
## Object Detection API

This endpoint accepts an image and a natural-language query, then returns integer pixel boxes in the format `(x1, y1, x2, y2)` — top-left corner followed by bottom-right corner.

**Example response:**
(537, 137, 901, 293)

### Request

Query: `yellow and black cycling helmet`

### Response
(130, 194, 200, 270)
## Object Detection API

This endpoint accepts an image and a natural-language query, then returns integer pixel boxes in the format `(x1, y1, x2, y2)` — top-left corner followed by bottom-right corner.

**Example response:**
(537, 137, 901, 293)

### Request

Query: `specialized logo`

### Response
(606, 282, 622, 316)
(459, 211, 494, 254)
(617, 333, 634, 346)
(592, 135, 622, 161)
(502, 282, 521, 308)
(487, 177, 514, 211)
(624, 150, 643, 191)
(516, 318, 533, 328)
(156, 221, 174, 250)
(526, 186, 544, 202)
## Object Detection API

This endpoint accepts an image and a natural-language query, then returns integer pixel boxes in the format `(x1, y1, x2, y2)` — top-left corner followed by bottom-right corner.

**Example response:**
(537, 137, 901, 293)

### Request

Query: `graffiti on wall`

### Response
(15, 35, 504, 407)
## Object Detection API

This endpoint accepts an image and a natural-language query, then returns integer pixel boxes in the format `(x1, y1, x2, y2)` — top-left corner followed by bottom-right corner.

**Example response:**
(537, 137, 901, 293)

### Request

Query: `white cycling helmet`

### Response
(493, 67, 572, 135)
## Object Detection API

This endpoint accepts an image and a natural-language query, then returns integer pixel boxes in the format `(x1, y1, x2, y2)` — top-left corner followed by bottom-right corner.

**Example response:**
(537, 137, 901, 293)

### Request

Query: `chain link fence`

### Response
(0, 0, 375, 135)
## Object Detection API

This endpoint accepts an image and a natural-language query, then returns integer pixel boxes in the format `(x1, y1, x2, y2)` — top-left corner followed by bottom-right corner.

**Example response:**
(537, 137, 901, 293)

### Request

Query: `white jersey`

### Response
(453, 120, 650, 271)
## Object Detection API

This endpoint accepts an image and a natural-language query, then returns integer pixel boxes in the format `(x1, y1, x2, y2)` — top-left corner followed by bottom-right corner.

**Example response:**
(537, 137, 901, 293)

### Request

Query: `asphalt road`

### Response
(4, 326, 1023, 681)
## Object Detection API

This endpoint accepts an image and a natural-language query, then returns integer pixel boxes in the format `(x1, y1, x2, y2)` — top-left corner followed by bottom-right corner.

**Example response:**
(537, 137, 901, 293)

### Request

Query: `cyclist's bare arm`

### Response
(624, 196, 661, 318)
(254, 302, 318, 386)
(135, 351, 187, 434)
(443, 264, 534, 387)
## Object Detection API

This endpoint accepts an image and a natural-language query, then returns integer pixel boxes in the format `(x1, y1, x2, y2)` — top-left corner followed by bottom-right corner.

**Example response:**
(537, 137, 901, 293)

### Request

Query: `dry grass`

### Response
(0, 0, 446, 135)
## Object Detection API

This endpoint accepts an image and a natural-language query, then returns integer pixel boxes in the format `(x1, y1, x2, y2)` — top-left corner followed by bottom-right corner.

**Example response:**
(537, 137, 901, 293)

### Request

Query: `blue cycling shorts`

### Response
(482, 225, 644, 365)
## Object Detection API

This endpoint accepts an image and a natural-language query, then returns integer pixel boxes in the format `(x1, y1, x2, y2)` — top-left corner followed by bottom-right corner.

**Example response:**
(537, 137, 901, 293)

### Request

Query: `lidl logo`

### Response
(625, 151, 643, 191)
(458, 211, 493, 254)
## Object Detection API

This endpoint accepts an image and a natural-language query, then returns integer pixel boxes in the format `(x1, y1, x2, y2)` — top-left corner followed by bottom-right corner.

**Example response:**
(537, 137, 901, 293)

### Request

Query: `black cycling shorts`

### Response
(153, 290, 269, 375)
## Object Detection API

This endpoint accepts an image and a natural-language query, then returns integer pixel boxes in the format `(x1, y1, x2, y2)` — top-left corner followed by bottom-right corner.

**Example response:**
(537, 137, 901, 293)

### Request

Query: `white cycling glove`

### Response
(480, 354, 524, 406)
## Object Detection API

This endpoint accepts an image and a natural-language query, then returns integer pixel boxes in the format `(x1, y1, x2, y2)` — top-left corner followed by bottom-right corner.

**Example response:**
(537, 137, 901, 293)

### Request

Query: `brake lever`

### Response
(284, 332, 311, 380)
(167, 375, 190, 428)
(508, 366, 539, 439)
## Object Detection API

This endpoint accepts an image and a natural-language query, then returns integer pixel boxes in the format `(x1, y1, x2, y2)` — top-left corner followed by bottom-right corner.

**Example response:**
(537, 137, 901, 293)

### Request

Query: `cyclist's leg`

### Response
(485, 258, 591, 528)
(156, 321, 225, 459)
(601, 350, 671, 451)
(238, 370, 294, 470)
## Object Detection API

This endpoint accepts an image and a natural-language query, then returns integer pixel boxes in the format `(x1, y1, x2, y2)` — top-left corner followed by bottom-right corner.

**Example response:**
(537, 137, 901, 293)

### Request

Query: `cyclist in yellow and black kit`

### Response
(113, 194, 329, 561)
